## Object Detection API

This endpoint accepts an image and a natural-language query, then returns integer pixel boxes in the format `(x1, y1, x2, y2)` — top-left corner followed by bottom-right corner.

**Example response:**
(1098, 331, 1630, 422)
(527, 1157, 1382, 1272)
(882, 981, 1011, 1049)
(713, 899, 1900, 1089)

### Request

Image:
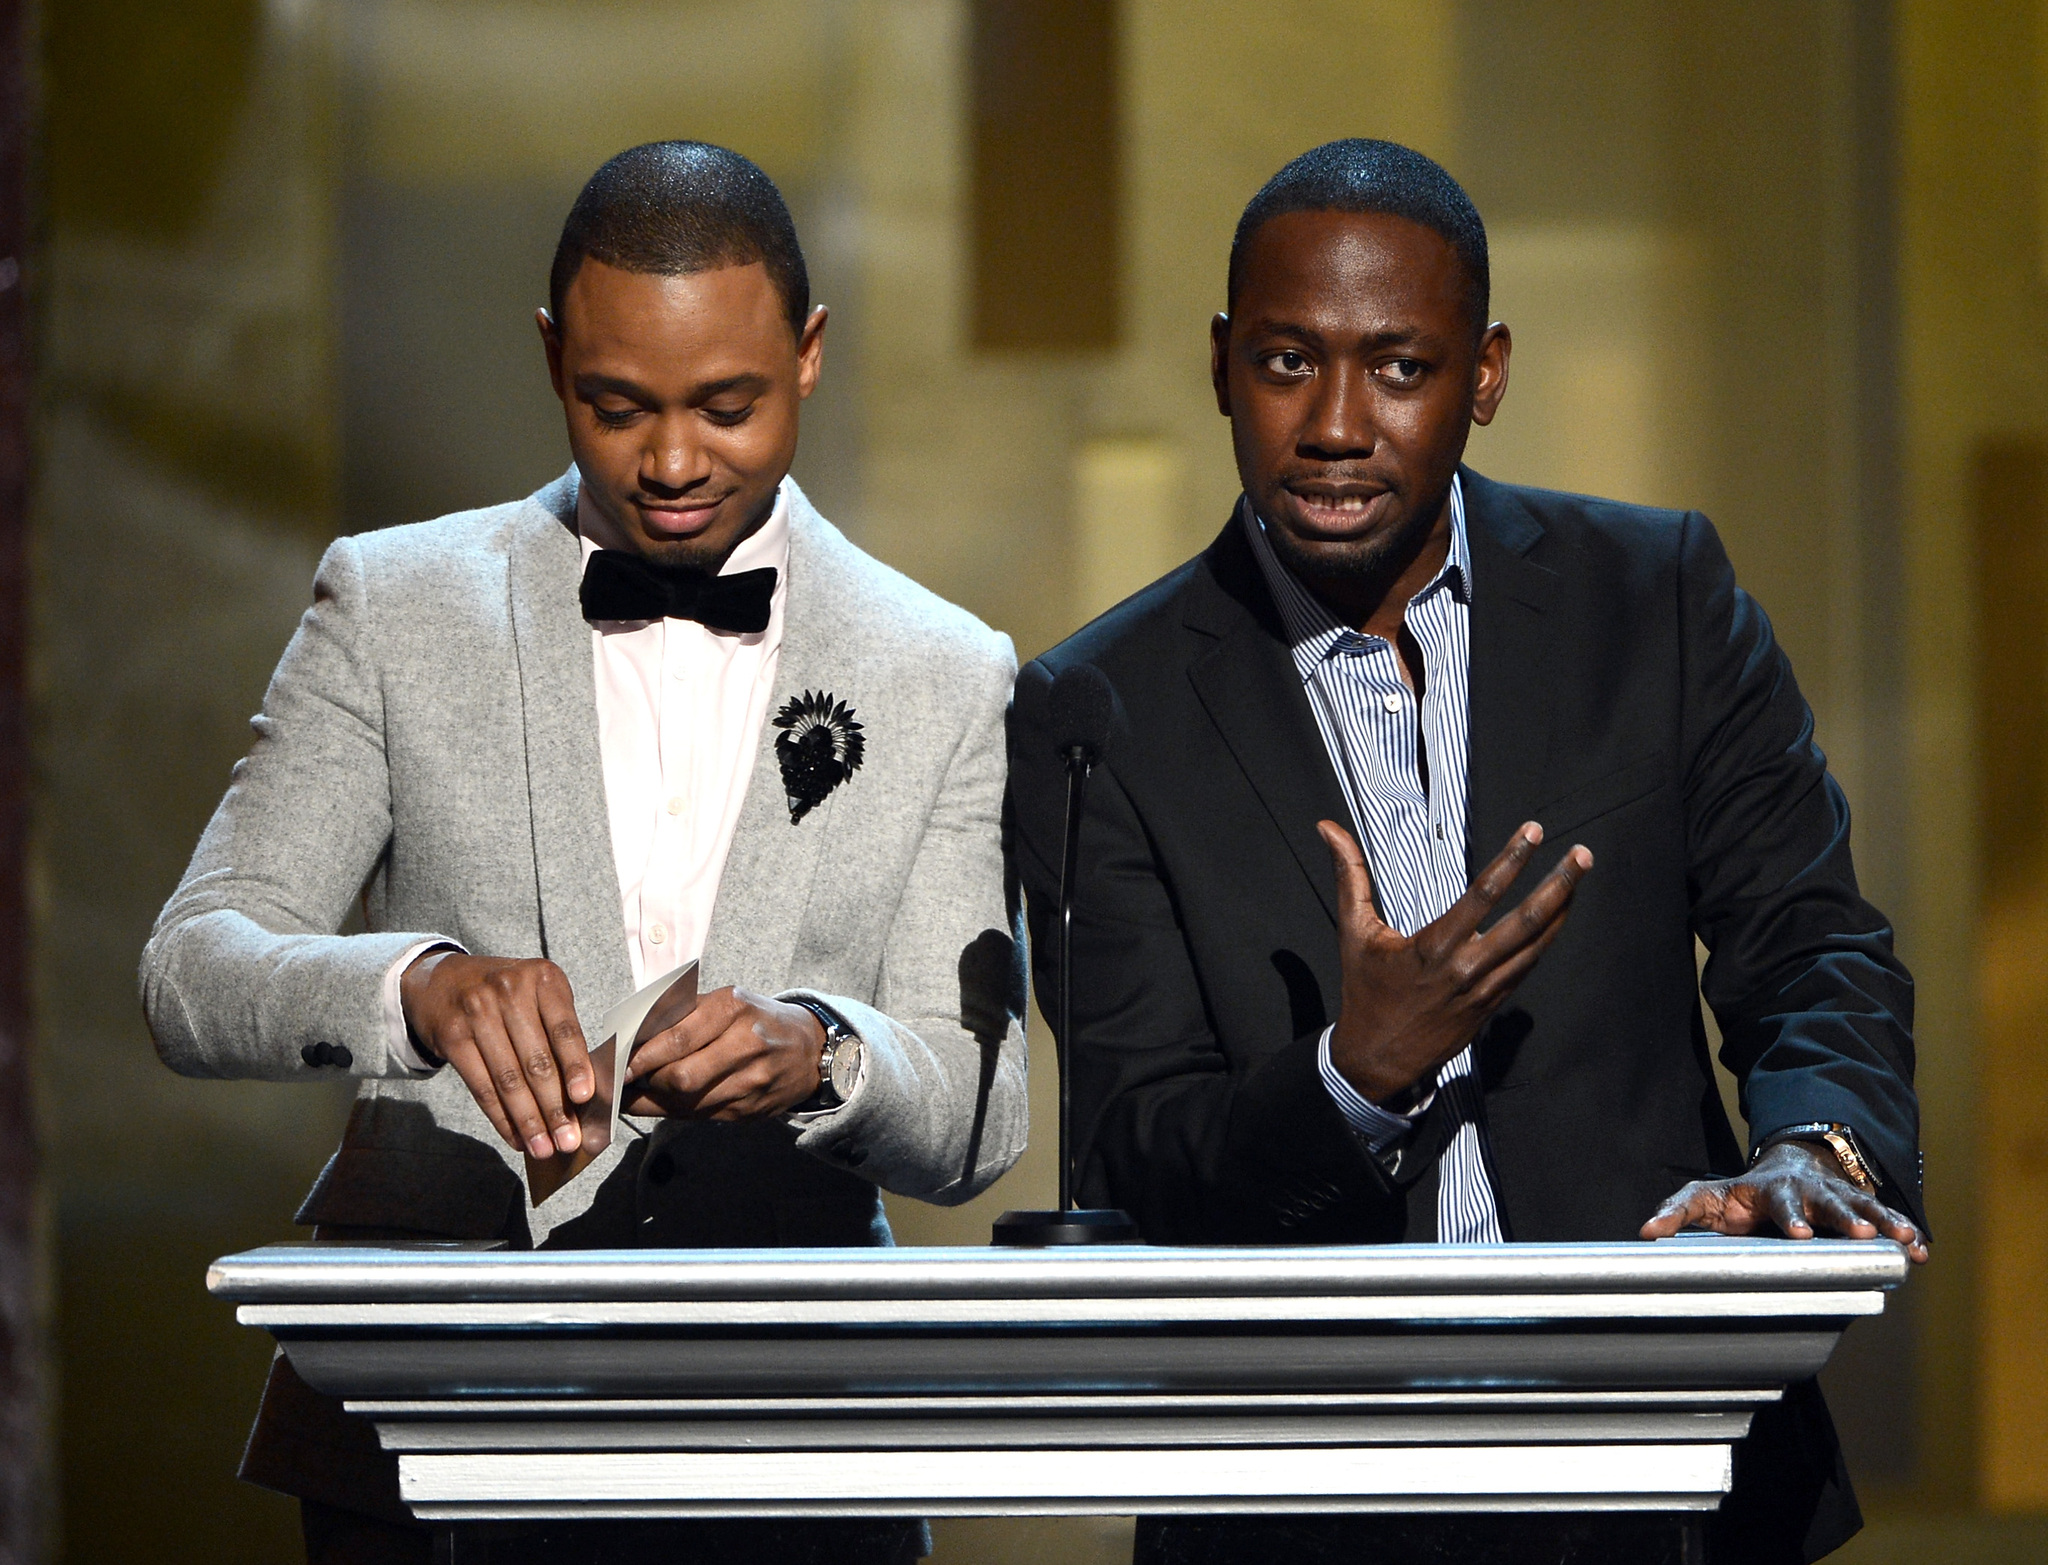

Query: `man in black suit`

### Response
(1008, 140, 1927, 1564)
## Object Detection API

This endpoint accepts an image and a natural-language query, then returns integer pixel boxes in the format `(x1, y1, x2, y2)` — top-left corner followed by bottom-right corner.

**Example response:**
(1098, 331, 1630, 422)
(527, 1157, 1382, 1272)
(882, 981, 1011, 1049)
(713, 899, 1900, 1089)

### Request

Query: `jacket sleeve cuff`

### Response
(1228, 1030, 1397, 1231)
(380, 939, 465, 1076)
(1744, 1086, 1926, 1232)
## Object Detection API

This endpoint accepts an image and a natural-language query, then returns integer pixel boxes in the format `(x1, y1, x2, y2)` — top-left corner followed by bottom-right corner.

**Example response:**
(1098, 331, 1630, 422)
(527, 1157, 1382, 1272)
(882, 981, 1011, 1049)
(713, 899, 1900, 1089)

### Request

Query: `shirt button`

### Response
(665, 796, 684, 815)
(648, 923, 668, 945)
(1381, 692, 1402, 713)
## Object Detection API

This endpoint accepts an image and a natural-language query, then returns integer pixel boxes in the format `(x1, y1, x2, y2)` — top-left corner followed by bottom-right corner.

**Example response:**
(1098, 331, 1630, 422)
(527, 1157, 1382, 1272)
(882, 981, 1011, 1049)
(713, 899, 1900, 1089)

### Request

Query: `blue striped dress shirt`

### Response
(1244, 474, 1504, 1244)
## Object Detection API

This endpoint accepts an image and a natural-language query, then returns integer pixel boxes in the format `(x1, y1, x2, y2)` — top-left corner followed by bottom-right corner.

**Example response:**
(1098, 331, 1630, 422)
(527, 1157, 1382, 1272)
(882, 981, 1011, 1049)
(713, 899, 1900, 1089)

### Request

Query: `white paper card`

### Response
(525, 960, 699, 1206)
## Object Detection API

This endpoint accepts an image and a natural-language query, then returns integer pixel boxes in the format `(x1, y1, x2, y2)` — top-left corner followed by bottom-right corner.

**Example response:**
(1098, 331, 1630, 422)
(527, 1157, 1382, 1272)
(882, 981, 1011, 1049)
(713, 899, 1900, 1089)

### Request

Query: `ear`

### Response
(1210, 312, 1233, 417)
(795, 305, 828, 400)
(1470, 321, 1511, 428)
(537, 308, 567, 402)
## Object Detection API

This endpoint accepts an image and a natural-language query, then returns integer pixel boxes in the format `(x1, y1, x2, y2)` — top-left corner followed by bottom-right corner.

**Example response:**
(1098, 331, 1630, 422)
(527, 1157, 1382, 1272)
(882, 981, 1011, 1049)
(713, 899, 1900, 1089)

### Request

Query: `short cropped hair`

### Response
(548, 141, 810, 337)
(1228, 139, 1489, 334)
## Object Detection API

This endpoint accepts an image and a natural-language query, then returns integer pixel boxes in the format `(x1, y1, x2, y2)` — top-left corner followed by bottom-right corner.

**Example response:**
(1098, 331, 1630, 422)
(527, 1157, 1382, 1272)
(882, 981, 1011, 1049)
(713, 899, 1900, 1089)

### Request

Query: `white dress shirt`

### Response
(382, 479, 848, 1111)
(1244, 476, 1506, 1243)
(579, 484, 789, 991)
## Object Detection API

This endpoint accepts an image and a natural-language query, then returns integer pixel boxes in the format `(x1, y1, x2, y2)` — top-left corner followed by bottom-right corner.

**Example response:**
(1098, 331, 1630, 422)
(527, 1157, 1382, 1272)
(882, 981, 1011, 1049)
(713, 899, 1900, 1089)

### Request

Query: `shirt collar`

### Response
(575, 475, 793, 579)
(1244, 472, 1470, 665)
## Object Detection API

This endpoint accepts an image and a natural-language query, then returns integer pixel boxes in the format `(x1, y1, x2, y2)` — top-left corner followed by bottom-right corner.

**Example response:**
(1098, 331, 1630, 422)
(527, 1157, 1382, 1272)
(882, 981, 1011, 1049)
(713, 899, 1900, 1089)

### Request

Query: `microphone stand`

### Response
(1056, 740, 1085, 1215)
(993, 739, 1139, 1246)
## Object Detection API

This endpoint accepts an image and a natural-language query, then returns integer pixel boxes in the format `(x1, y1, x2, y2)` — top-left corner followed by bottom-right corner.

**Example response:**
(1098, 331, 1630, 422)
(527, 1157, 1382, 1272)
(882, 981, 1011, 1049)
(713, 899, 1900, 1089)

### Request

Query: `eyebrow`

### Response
(1245, 320, 1435, 351)
(573, 371, 771, 403)
(574, 373, 653, 403)
(687, 372, 771, 401)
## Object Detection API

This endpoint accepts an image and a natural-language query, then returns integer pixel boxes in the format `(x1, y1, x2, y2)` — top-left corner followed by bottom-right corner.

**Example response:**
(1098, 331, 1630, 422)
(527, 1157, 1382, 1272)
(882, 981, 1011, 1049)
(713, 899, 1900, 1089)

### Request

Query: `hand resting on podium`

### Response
(1641, 1141, 1929, 1261)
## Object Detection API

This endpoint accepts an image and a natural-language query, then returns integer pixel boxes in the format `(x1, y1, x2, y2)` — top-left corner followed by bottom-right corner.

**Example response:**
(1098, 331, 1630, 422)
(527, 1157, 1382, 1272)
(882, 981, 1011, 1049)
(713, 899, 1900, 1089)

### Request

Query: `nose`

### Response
(640, 412, 714, 498)
(1298, 358, 1375, 462)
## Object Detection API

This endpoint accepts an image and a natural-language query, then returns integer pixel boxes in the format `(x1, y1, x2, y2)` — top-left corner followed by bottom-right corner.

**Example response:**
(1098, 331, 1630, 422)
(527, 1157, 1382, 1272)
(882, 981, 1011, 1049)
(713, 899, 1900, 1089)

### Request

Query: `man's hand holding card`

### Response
(619, 983, 828, 1124)
(525, 960, 701, 1205)
(401, 948, 830, 1206)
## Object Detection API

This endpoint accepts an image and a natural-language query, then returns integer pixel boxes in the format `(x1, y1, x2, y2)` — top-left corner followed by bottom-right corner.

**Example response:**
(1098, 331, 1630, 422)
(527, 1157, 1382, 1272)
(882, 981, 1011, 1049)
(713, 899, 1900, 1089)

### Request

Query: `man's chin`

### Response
(582, 481, 779, 570)
(646, 489, 783, 567)
(631, 534, 730, 571)
(1262, 483, 1446, 587)
(1263, 518, 1403, 584)
(608, 505, 742, 569)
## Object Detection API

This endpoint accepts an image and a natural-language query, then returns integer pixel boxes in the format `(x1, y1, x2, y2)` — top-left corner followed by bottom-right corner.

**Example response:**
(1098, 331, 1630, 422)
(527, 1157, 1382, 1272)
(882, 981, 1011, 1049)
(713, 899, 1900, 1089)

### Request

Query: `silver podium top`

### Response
(209, 1236, 1907, 1306)
(211, 1237, 1906, 1402)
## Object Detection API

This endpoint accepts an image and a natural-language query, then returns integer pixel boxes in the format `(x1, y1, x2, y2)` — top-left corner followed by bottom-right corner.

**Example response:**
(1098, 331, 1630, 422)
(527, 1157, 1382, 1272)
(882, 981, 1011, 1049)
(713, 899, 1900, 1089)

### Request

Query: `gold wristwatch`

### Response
(1754, 1122, 1877, 1194)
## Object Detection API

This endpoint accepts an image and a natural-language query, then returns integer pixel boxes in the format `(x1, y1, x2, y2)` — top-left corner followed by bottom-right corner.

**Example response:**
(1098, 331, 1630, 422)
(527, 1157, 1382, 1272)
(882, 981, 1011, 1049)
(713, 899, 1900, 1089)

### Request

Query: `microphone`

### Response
(993, 664, 1140, 1247)
(1050, 660, 1117, 768)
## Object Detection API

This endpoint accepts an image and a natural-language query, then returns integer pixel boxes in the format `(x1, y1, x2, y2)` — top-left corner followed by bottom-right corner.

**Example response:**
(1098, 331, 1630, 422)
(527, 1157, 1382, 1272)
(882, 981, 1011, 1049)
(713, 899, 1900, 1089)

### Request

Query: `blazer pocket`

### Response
(1530, 754, 1668, 839)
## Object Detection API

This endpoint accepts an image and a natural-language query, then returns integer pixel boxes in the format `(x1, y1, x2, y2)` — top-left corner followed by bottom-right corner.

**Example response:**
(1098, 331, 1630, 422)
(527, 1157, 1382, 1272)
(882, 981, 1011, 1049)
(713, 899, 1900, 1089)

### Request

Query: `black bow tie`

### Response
(579, 550, 777, 633)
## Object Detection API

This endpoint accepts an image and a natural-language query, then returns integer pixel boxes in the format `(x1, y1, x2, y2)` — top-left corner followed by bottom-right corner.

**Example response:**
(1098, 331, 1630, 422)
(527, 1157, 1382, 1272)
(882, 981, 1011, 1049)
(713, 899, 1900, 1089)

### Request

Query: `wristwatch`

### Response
(786, 995, 863, 1114)
(1753, 1122, 1878, 1195)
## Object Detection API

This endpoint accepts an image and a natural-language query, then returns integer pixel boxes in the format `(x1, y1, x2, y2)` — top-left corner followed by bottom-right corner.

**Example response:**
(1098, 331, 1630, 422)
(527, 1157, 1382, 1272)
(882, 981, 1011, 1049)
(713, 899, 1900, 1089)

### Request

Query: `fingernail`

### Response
(556, 1125, 580, 1153)
(527, 1135, 553, 1158)
(1522, 823, 1541, 843)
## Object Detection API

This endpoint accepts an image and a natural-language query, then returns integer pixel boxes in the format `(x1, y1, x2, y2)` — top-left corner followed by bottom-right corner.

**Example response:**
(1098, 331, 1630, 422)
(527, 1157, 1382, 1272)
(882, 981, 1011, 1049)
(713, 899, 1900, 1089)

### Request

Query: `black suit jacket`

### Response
(1008, 470, 1920, 1562)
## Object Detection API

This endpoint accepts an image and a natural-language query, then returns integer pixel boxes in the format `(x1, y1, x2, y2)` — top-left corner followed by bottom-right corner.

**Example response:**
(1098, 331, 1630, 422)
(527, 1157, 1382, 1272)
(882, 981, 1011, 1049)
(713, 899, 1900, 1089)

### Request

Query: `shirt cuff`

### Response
(382, 939, 466, 1075)
(1317, 1025, 1435, 1153)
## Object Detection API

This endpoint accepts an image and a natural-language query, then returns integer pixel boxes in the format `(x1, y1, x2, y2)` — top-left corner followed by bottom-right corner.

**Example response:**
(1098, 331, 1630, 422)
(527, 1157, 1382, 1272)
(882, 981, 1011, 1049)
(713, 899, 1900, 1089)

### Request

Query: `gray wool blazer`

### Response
(142, 471, 1029, 1251)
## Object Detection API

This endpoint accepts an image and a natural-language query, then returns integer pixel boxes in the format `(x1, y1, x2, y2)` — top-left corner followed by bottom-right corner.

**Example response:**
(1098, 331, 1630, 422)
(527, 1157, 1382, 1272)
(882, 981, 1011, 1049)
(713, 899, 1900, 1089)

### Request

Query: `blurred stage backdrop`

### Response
(26, 0, 2048, 1560)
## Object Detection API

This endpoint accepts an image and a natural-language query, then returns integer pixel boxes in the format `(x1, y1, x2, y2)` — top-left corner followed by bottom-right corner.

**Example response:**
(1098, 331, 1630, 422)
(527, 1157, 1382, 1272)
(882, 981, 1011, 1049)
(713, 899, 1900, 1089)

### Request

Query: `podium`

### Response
(208, 1237, 1902, 1538)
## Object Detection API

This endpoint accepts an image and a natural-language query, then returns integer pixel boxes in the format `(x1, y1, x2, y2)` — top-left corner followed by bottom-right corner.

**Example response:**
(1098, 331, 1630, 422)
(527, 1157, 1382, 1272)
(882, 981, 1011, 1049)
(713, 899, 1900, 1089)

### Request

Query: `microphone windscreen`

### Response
(1049, 662, 1119, 761)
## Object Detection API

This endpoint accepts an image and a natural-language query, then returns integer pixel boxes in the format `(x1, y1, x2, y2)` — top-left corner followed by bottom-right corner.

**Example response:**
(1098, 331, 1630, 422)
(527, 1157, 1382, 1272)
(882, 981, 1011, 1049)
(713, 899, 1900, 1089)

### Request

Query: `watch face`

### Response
(829, 1033, 863, 1099)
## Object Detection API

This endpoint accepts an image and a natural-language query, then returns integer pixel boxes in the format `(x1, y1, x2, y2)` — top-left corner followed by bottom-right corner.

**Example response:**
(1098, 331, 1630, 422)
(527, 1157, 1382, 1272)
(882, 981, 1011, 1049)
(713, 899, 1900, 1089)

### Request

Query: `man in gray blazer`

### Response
(142, 142, 1026, 1564)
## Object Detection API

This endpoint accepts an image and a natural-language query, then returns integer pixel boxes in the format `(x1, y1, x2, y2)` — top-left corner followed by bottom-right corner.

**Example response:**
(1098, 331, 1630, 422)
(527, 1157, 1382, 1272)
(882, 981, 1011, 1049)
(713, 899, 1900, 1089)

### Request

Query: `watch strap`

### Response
(1754, 1121, 1878, 1194)
(786, 995, 855, 1114)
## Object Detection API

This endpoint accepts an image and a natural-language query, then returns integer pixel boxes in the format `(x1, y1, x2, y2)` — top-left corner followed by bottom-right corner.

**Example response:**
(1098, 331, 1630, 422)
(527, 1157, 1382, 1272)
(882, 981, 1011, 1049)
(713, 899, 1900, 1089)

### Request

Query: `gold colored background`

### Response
(28, 1, 2048, 1559)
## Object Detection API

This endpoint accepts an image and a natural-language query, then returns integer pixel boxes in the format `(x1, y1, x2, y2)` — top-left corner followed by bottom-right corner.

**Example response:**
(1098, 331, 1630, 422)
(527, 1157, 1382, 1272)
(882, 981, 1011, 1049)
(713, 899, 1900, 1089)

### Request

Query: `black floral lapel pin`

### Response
(773, 690, 865, 823)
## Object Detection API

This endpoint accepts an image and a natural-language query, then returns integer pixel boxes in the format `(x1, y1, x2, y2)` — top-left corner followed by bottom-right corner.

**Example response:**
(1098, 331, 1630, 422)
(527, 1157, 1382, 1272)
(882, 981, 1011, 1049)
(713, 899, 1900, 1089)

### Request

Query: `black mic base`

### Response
(990, 1208, 1141, 1246)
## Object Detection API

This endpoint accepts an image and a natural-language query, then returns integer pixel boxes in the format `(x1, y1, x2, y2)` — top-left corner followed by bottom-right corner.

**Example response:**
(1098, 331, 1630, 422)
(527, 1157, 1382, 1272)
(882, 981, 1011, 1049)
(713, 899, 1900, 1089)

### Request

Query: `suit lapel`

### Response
(506, 476, 634, 1031)
(1183, 518, 1352, 927)
(1461, 468, 1563, 876)
(697, 486, 843, 990)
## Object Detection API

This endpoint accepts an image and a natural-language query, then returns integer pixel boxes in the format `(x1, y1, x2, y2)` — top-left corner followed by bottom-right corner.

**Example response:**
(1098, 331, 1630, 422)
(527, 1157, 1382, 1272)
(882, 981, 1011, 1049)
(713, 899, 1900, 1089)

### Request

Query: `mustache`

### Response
(1280, 467, 1394, 484)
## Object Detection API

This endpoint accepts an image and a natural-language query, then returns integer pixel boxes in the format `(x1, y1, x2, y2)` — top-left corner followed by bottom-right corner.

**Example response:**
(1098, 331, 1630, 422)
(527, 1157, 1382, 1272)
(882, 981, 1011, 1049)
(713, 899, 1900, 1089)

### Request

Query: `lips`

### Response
(636, 495, 728, 537)
(1284, 482, 1393, 533)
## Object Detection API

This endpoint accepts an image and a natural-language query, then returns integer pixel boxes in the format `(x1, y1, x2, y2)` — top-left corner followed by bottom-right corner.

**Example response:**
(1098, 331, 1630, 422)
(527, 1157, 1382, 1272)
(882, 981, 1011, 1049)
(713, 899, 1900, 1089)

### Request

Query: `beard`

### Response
(631, 533, 730, 572)
(592, 486, 778, 575)
(1259, 485, 1441, 596)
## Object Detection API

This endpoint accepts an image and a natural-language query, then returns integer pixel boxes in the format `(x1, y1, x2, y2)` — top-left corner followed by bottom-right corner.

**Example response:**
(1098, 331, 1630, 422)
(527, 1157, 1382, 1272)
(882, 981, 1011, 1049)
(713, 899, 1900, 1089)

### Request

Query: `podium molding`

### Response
(207, 1237, 1905, 1524)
